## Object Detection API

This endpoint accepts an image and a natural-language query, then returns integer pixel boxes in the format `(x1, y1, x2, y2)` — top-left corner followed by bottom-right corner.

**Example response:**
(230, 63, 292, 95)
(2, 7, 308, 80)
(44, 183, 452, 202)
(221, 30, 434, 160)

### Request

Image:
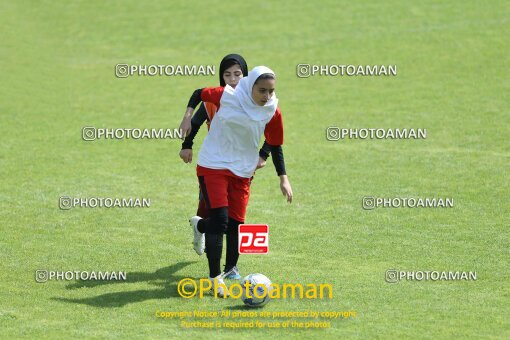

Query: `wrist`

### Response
(181, 141, 193, 149)
(259, 150, 269, 160)
(183, 107, 194, 118)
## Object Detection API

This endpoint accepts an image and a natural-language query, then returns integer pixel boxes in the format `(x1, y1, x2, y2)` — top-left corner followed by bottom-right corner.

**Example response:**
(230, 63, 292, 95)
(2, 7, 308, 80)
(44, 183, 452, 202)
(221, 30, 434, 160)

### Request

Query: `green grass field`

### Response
(1, 0, 508, 338)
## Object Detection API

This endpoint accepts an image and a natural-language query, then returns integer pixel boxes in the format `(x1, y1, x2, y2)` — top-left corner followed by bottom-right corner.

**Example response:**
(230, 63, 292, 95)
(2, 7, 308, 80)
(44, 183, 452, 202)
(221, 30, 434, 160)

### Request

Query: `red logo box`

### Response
(238, 224, 269, 254)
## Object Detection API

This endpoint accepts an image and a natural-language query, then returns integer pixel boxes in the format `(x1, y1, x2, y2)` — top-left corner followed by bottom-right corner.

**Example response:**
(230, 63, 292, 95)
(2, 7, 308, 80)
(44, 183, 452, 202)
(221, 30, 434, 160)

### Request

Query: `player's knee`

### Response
(209, 207, 228, 233)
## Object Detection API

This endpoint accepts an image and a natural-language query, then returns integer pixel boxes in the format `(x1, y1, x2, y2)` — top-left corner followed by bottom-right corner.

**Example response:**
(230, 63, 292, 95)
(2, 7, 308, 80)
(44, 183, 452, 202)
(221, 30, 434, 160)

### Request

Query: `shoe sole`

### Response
(190, 219, 204, 255)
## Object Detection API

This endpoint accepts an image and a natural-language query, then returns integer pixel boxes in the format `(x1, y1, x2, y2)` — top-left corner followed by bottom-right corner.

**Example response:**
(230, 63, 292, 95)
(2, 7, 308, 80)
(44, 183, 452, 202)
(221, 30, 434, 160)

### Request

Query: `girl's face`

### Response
(223, 64, 243, 88)
(251, 78, 276, 106)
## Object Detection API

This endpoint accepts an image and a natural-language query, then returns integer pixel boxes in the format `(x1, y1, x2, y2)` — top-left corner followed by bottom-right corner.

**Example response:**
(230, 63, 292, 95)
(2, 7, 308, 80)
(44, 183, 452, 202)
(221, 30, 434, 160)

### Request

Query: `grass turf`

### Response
(0, 0, 508, 338)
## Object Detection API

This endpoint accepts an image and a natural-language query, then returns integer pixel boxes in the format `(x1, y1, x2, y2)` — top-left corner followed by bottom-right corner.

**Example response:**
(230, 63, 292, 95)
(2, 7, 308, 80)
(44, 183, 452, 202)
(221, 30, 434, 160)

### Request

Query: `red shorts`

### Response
(197, 165, 251, 222)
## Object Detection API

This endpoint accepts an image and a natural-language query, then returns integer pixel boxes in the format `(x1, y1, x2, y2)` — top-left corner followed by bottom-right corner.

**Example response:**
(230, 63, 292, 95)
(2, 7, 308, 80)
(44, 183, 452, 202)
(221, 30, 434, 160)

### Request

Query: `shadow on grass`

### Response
(52, 262, 198, 308)
(64, 262, 195, 290)
(224, 304, 254, 310)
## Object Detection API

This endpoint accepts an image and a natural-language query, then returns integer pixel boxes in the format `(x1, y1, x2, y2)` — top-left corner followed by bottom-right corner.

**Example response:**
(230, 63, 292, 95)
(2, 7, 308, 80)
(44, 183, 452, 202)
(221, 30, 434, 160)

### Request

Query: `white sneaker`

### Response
(190, 216, 205, 255)
(209, 275, 229, 298)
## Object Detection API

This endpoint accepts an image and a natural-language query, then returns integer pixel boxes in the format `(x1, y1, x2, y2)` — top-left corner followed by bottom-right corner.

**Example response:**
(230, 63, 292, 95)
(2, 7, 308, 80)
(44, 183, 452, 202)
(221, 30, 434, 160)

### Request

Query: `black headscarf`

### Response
(219, 54, 248, 87)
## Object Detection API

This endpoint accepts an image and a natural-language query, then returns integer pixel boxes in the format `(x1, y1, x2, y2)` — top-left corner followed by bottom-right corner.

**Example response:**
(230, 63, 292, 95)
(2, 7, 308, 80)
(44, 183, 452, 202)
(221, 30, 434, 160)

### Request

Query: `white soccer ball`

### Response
(241, 273, 273, 308)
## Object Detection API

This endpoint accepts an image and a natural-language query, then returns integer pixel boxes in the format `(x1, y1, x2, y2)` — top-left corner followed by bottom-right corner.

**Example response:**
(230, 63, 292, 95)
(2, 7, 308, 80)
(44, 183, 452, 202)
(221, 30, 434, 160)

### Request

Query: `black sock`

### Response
(225, 218, 242, 271)
(200, 207, 228, 278)
(206, 233, 223, 278)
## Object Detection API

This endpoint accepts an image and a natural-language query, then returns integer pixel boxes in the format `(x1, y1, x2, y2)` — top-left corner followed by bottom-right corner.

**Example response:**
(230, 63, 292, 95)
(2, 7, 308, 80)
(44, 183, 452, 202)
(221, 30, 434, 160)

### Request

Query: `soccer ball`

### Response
(241, 273, 273, 308)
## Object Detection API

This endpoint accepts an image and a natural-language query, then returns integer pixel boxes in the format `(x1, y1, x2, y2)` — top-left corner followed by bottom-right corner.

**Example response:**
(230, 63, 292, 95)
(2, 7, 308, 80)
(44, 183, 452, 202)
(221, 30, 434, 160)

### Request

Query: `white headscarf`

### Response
(198, 66, 280, 177)
(220, 66, 278, 121)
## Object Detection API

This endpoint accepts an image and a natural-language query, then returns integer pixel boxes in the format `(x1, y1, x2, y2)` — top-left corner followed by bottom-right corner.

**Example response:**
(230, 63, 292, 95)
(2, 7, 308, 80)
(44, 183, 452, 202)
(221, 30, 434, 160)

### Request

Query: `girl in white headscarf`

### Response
(189, 66, 293, 296)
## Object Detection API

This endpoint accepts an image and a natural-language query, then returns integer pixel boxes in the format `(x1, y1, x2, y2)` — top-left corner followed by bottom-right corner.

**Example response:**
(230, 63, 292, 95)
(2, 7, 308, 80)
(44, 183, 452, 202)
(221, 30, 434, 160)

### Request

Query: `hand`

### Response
(256, 157, 267, 169)
(179, 149, 193, 163)
(279, 175, 293, 203)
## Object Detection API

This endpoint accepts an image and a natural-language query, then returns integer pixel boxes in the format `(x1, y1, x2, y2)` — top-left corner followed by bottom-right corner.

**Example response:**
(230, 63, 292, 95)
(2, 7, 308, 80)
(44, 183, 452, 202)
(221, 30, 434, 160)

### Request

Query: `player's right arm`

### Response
(178, 88, 204, 137)
(179, 104, 208, 163)
(178, 87, 224, 163)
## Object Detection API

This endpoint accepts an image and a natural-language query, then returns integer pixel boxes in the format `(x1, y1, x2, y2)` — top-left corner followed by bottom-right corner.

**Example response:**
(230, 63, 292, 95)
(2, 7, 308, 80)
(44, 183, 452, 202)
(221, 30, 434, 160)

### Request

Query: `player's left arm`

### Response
(264, 107, 293, 203)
